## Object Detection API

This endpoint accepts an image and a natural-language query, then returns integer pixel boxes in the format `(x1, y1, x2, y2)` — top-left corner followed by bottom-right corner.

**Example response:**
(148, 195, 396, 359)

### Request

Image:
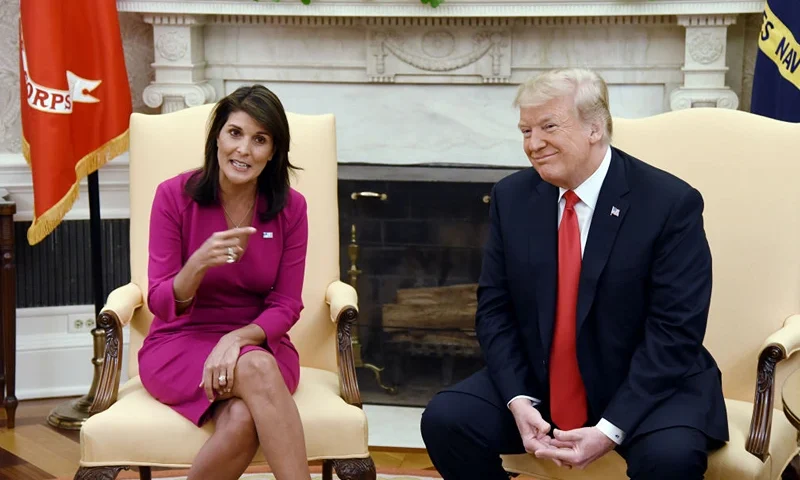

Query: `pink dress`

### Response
(138, 170, 307, 426)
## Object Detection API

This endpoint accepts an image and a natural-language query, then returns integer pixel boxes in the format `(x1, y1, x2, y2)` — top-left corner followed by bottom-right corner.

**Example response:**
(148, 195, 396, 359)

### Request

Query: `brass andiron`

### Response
(349, 191, 396, 394)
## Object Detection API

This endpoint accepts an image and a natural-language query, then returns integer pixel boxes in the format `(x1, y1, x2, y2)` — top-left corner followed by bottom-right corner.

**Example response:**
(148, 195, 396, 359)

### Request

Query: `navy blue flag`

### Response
(750, 0, 800, 122)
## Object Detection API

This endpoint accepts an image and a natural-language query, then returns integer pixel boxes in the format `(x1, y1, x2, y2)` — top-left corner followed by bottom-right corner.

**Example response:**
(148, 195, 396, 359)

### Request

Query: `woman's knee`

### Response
(234, 352, 285, 397)
(215, 399, 257, 441)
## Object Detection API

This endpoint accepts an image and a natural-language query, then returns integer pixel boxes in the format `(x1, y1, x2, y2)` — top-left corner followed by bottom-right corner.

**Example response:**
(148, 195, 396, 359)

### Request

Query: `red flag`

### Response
(19, 0, 132, 245)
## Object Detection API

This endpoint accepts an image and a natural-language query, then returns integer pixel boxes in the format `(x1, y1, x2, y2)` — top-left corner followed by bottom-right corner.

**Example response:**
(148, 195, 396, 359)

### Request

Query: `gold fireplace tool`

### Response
(348, 191, 396, 394)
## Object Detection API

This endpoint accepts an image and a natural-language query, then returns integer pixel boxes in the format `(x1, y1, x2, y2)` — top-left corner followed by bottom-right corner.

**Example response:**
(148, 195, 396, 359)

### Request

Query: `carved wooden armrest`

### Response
(89, 283, 144, 414)
(746, 314, 800, 460)
(325, 281, 362, 408)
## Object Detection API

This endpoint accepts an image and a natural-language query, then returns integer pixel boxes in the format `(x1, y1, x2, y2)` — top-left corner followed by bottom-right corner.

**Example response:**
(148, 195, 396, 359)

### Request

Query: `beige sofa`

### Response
(74, 104, 375, 480)
(502, 108, 800, 480)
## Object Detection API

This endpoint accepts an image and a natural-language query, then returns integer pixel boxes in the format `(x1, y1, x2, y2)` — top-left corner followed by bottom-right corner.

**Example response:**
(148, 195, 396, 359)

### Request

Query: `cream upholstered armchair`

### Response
(502, 108, 800, 480)
(74, 104, 376, 480)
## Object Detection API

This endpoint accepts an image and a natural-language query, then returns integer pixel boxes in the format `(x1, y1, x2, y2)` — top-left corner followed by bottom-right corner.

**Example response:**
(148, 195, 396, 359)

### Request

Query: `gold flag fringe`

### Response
(25, 128, 130, 246)
(22, 136, 31, 166)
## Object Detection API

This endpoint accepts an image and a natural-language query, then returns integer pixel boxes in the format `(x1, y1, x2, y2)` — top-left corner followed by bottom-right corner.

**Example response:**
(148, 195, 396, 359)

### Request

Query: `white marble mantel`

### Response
(116, 0, 764, 167)
(117, 0, 763, 18)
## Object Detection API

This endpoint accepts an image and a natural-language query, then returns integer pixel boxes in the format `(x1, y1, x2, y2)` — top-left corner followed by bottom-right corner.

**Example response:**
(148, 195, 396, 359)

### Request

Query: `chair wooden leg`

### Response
(332, 457, 377, 480)
(322, 459, 334, 480)
(139, 466, 152, 480)
(73, 466, 128, 480)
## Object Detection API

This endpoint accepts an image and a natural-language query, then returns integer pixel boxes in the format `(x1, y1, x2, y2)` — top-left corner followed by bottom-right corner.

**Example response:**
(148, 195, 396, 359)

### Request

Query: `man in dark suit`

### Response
(420, 68, 728, 479)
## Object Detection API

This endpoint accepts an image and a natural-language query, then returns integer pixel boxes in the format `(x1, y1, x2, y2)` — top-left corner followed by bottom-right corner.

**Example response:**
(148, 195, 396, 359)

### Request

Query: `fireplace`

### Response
(109, 0, 762, 408)
(338, 164, 518, 406)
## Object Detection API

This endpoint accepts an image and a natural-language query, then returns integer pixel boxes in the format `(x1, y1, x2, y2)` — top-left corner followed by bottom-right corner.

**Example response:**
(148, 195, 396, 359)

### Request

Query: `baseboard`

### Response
(13, 305, 131, 400)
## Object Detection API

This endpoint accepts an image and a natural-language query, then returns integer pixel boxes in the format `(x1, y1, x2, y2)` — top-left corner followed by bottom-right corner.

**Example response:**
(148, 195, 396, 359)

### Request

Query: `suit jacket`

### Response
(476, 146, 729, 444)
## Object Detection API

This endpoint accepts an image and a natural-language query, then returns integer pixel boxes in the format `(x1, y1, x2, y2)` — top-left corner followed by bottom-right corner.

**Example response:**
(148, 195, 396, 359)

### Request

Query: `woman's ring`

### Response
(226, 247, 235, 263)
(218, 374, 227, 384)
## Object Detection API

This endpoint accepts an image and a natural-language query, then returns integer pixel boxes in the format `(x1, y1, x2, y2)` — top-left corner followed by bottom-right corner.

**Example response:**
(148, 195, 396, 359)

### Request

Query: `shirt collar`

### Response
(558, 145, 612, 210)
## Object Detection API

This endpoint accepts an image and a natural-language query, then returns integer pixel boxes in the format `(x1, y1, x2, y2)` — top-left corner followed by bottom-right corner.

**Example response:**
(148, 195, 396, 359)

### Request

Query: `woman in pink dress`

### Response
(138, 85, 311, 480)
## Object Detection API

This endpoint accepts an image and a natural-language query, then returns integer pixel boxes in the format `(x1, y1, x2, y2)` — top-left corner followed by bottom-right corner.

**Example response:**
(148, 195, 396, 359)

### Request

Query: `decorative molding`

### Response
(127, 0, 749, 115)
(142, 13, 206, 25)
(155, 30, 189, 61)
(145, 0, 694, 162)
(520, 15, 677, 27)
(671, 13, 739, 109)
(208, 14, 677, 27)
(364, 17, 513, 27)
(368, 28, 510, 82)
(687, 30, 725, 64)
(142, 13, 216, 113)
(677, 14, 738, 27)
(142, 82, 217, 113)
(210, 15, 360, 26)
(670, 87, 739, 110)
(367, 76, 396, 83)
(203, 12, 687, 87)
(422, 31, 457, 58)
(117, 1, 765, 18)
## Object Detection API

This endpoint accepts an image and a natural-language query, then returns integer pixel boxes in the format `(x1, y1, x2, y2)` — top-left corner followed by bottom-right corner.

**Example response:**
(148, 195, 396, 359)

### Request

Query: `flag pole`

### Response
(46, 171, 105, 429)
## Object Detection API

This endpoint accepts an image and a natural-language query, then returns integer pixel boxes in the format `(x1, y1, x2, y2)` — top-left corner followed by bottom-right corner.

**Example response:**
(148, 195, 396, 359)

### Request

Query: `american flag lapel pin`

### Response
(263, 231, 273, 239)
(610, 206, 620, 217)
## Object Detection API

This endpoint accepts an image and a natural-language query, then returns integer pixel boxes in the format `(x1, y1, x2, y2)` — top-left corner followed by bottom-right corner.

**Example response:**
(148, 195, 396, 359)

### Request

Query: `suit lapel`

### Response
(576, 149, 630, 333)
(527, 179, 559, 356)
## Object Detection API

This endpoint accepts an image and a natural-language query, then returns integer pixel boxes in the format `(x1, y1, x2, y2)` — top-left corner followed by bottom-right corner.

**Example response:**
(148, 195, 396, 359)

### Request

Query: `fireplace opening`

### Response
(338, 163, 519, 407)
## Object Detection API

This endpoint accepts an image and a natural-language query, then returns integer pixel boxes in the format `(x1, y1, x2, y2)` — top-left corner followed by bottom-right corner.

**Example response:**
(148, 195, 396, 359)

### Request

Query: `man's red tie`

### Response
(549, 190, 588, 430)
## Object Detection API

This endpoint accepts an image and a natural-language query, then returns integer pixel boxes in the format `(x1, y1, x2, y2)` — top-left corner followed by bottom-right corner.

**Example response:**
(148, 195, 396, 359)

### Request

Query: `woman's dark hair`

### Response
(185, 84, 299, 222)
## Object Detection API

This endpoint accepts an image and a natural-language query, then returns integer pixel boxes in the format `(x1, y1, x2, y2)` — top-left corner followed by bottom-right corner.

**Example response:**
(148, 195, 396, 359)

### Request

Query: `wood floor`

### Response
(0, 397, 436, 480)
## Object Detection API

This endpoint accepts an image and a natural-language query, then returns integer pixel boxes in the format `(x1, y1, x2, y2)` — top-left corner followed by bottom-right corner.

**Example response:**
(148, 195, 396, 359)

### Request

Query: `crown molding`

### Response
(116, 0, 765, 18)
(208, 15, 680, 26)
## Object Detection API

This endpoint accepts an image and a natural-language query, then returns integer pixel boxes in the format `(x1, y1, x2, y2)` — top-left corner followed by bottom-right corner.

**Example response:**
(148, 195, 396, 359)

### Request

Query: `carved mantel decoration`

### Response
(117, 0, 764, 115)
(367, 21, 512, 84)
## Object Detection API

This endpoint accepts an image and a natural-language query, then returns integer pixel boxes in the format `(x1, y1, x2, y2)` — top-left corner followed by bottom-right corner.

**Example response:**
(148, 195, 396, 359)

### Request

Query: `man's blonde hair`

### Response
(513, 68, 613, 143)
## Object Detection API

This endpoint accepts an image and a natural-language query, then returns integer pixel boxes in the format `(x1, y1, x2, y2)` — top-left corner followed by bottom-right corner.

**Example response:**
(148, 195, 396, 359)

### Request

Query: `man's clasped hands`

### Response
(509, 399, 617, 470)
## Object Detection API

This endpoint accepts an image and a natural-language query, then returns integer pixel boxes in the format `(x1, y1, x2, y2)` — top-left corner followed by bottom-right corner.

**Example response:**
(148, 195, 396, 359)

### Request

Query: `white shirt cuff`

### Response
(596, 418, 625, 445)
(507, 395, 541, 409)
